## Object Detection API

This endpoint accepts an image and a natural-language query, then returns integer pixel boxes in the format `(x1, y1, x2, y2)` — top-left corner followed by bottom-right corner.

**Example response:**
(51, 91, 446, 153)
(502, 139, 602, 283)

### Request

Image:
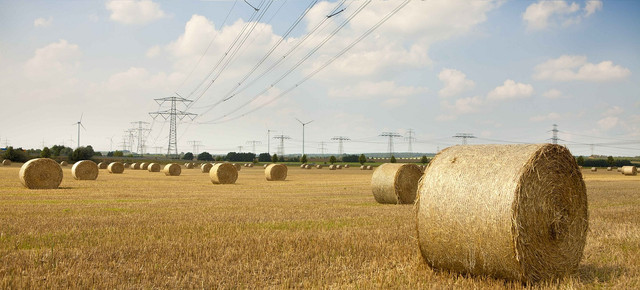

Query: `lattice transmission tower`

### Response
(149, 95, 197, 157)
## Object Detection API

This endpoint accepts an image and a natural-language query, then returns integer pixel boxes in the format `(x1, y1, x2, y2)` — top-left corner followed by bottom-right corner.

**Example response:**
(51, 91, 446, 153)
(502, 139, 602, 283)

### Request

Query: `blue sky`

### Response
(0, 0, 638, 157)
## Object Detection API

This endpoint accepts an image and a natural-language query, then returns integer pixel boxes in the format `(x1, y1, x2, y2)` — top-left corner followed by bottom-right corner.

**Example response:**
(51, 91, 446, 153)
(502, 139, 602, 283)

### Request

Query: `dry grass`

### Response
(0, 164, 639, 288)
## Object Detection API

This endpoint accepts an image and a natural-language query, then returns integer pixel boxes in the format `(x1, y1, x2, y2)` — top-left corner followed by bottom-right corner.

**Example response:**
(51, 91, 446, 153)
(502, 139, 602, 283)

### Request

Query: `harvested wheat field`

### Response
(0, 164, 639, 288)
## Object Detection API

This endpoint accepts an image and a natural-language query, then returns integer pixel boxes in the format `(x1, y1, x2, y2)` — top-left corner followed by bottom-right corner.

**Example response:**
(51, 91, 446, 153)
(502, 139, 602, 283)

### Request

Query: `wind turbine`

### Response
(73, 113, 86, 148)
(295, 118, 313, 157)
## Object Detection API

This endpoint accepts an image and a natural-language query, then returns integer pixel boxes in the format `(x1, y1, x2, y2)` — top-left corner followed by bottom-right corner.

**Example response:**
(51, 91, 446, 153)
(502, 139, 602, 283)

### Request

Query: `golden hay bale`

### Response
(185, 163, 194, 169)
(344, 164, 350, 168)
(360, 165, 366, 170)
(19, 158, 63, 189)
(163, 163, 181, 176)
(248, 163, 254, 168)
(140, 162, 149, 170)
(97, 162, 108, 169)
(71, 160, 99, 180)
(617, 167, 622, 172)
(2, 159, 11, 166)
(304, 164, 312, 169)
(263, 164, 269, 168)
(107, 162, 124, 174)
(591, 167, 597, 172)
(316, 165, 323, 169)
(329, 164, 337, 170)
(123, 163, 130, 168)
(607, 167, 612, 171)
(417, 144, 588, 282)
(130, 163, 140, 170)
(371, 163, 422, 204)
(300, 164, 306, 168)
(366, 165, 373, 170)
(60, 161, 68, 166)
(265, 164, 287, 181)
(210, 163, 238, 184)
(622, 166, 637, 176)
(147, 163, 161, 172)
(232, 163, 242, 171)
(201, 163, 213, 173)
(337, 165, 343, 169)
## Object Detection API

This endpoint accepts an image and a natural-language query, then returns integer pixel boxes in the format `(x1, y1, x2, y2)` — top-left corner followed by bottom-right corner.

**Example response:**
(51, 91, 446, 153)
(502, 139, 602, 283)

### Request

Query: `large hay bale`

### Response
(97, 162, 108, 169)
(233, 163, 242, 171)
(622, 166, 637, 176)
(71, 160, 99, 180)
(60, 161, 68, 166)
(417, 144, 588, 282)
(201, 163, 213, 173)
(131, 163, 140, 170)
(591, 167, 597, 172)
(265, 164, 287, 181)
(210, 163, 238, 184)
(19, 158, 63, 189)
(329, 165, 337, 170)
(371, 163, 422, 204)
(316, 165, 323, 169)
(108, 162, 124, 174)
(2, 159, 11, 166)
(140, 162, 149, 170)
(163, 163, 181, 176)
(147, 163, 161, 172)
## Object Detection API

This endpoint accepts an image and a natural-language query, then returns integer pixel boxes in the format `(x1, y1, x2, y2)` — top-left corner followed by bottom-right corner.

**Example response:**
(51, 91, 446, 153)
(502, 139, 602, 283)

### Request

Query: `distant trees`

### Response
(225, 152, 255, 162)
(272, 154, 279, 163)
(607, 156, 615, 166)
(341, 154, 359, 162)
(300, 154, 308, 164)
(576, 156, 585, 166)
(198, 152, 214, 161)
(258, 153, 271, 162)
(2, 146, 28, 162)
(421, 155, 429, 164)
(50, 145, 72, 157)
(40, 147, 51, 158)
(329, 156, 336, 164)
(182, 152, 194, 160)
(113, 151, 124, 157)
(70, 146, 96, 162)
(358, 154, 367, 165)
(390, 155, 397, 163)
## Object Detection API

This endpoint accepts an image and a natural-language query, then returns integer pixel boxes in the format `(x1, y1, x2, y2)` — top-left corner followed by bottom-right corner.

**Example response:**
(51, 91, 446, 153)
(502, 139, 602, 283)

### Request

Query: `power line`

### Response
(331, 136, 350, 155)
(246, 140, 261, 153)
(405, 129, 415, 153)
(380, 132, 401, 158)
(131, 121, 151, 156)
(273, 134, 291, 156)
(453, 133, 476, 145)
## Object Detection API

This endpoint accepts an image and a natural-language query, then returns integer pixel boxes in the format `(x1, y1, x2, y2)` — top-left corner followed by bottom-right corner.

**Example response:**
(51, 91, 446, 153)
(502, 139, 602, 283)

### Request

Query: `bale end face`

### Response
(147, 163, 161, 172)
(2, 159, 11, 166)
(265, 164, 287, 181)
(201, 163, 213, 173)
(622, 166, 637, 176)
(71, 160, 99, 180)
(108, 162, 125, 174)
(371, 163, 422, 204)
(210, 163, 238, 184)
(163, 163, 181, 176)
(19, 158, 63, 189)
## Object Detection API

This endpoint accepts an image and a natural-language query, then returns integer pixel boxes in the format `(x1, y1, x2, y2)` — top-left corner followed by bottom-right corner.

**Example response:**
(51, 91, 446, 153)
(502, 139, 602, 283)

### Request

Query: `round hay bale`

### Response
(622, 166, 637, 176)
(300, 164, 306, 168)
(140, 162, 149, 170)
(163, 163, 181, 176)
(201, 163, 213, 173)
(107, 162, 124, 174)
(60, 161, 68, 166)
(123, 163, 130, 168)
(617, 167, 622, 172)
(316, 165, 323, 169)
(2, 159, 11, 166)
(265, 164, 287, 181)
(591, 167, 597, 172)
(71, 160, 98, 180)
(210, 163, 238, 184)
(371, 163, 422, 204)
(336, 165, 343, 169)
(360, 165, 366, 170)
(232, 163, 242, 171)
(248, 163, 254, 168)
(344, 164, 350, 168)
(19, 158, 63, 189)
(329, 165, 336, 170)
(366, 165, 373, 170)
(607, 167, 612, 171)
(263, 164, 269, 168)
(416, 144, 588, 282)
(97, 162, 108, 169)
(304, 164, 312, 169)
(147, 163, 161, 172)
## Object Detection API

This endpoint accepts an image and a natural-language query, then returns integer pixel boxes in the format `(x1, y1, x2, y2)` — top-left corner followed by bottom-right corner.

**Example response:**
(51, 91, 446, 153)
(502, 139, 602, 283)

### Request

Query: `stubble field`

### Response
(1, 163, 639, 288)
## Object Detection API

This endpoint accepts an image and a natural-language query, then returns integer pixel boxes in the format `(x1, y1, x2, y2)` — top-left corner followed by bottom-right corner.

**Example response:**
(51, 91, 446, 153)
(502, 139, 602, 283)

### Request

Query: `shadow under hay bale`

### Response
(210, 163, 238, 184)
(371, 163, 422, 204)
(19, 158, 63, 189)
(71, 160, 98, 180)
(416, 144, 588, 282)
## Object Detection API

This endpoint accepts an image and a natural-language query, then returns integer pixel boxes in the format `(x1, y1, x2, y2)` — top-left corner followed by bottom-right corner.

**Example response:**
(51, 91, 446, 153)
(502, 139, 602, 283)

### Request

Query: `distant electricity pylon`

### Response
(453, 133, 476, 145)
(246, 140, 261, 153)
(273, 135, 291, 156)
(380, 132, 401, 158)
(551, 124, 559, 144)
(149, 95, 197, 157)
(318, 141, 327, 155)
(331, 136, 350, 155)
(188, 140, 203, 156)
(296, 118, 313, 156)
(405, 129, 416, 153)
(131, 121, 151, 155)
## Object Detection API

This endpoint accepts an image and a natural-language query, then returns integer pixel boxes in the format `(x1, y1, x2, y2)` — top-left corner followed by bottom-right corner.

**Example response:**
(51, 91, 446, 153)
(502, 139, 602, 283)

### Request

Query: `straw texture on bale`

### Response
(140, 163, 149, 170)
(185, 163, 194, 169)
(316, 165, 323, 169)
(2, 159, 11, 166)
(591, 167, 597, 172)
(370, 163, 422, 204)
(265, 164, 287, 181)
(147, 163, 161, 172)
(329, 165, 337, 170)
(107, 162, 124, 174)
(622, 166, 637, 176)
(233, 163, 242, 171)
(210, 163, 238, 184)
(71, 160, 99, 180)
(131, 163, 140, 170)
(416, 144, 588, 282)
(60, 161, 68, 166)
(201, 163, 213, 173)
(163, 163, 181, 176)
(19, 158, 63, 189)
(96, 162, 107, 169)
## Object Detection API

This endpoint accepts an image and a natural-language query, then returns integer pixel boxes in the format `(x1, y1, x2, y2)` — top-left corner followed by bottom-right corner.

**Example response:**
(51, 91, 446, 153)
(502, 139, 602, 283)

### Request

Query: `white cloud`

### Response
(487, 79, 533, 101)
(328, 81, 427, 99)
(523, 0, 602, 30)
(534, 55, 631, 82)
(438, 68, 475, 98)
(442, 96, 483, 115)
(603, 105, 623, 117)
(146, 45, 161, 58)
(34, 17, 53, 28)
(382, 97, 407, 107)
(530, 112, 562, 122)
(597, 116, 618, 130)
(542, 89, 567, 99)
(106, 0, 166, 25)
(24, 39, 81, 79)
